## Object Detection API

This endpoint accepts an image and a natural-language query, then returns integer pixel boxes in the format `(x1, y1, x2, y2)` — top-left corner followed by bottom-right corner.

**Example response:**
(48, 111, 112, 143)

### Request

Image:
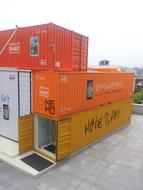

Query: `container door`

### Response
(19, 115, 34, 154)
(57, 118, 71, 161)
(72, 33, 88, 71)
(72, 33, 81, 70)
(80, 36, 88, 71)
(19, 71, 31, 117)
(0, 70, 18, 141)
(47, 24, 56, 69)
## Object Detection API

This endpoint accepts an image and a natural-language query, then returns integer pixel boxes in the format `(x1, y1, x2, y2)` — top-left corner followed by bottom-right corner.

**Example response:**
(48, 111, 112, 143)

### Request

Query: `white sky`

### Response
(0, 0, 143, 67)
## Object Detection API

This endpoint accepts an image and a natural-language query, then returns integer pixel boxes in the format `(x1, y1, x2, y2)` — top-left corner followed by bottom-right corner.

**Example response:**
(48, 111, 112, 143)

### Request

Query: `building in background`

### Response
(99, 60, 110, 66)
(135, 76, 143, 92)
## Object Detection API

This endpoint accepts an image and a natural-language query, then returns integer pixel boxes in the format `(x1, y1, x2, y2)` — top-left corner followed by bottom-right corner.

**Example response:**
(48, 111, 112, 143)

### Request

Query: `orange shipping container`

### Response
(33, 71, 134, 118)
(0, 23, 88, 71)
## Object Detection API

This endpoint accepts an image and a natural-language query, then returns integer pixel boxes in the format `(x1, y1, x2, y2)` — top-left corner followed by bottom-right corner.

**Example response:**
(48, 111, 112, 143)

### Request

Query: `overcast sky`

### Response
(0, 0, 143, 67)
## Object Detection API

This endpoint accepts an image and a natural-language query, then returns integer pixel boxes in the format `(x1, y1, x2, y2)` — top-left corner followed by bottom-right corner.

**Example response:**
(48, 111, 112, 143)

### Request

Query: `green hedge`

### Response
(133, 90, 143, 104)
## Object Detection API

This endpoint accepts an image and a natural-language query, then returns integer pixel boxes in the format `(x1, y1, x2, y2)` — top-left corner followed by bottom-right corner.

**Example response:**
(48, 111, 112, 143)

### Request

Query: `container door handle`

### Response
(51, 44, 56, 53)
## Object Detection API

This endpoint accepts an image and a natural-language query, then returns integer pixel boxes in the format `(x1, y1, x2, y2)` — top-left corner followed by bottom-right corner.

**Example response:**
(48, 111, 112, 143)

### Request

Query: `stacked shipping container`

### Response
(34, 98, 132, 161)
(0, 23, 134, 164)
(33, 71, 133, 118)
(0, 23, 88, 71)
(0, 22, 88, 146)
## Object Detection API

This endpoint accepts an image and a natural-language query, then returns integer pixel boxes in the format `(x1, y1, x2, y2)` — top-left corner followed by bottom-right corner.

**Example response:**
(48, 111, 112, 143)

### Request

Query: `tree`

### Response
(133, 90, 143, 104)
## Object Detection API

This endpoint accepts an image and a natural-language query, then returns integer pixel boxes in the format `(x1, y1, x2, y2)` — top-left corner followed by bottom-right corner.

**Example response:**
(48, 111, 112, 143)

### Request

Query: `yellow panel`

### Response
(19, 115, 34, 154)
(57, 118, 71, 160)
(57, 99, 132, 161)
(71, 99, 132, 153)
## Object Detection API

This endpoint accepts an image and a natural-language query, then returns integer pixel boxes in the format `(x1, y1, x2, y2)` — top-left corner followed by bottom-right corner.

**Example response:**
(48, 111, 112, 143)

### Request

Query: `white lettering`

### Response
(8, 42, 20, 54)
(95, 82, 123, 91)
(39, 87, 49, 97)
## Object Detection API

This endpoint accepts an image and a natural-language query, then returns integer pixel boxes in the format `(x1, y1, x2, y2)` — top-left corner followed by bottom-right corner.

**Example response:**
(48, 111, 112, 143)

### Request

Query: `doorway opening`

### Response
(35, 115, 56, 158)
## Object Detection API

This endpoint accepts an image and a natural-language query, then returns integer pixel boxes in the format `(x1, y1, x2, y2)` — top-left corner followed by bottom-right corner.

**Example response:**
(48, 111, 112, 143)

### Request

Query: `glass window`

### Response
(87, 80, 93, 100)
(30, 36, 39, 56)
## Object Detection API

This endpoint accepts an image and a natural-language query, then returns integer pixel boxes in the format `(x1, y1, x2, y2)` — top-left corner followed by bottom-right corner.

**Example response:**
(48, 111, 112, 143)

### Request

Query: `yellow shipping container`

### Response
(33, 98, 132, 162)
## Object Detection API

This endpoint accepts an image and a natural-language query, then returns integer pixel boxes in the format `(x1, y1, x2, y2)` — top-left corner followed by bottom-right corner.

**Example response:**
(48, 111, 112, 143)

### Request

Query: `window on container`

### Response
(30, 36, 39, 56)
(87, 80, 93, 100)
(3, 104, 10, 120)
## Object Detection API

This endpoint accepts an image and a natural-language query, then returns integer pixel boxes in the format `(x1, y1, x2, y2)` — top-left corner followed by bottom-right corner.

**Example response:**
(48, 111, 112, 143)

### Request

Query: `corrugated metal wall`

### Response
(33, 71, 134, 118)
(57, 99, 132, 160)
(0, 23, 88, 71)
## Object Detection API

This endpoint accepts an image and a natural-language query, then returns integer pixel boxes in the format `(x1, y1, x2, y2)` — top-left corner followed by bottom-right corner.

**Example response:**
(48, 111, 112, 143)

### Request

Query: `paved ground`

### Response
(0, 114, 143, 190)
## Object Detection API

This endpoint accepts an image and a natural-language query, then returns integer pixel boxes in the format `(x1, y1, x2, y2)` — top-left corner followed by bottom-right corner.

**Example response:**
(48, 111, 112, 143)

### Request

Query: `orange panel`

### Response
(33, 71, 134, 118)
(0, 23, 88, 71)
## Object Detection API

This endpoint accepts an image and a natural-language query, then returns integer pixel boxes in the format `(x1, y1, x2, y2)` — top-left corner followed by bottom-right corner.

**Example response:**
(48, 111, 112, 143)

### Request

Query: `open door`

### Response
(19, 115, 34, 154)
(34, 115, 71, 162)
(34, 115, 56, 161)
(57, 118, 71, 161)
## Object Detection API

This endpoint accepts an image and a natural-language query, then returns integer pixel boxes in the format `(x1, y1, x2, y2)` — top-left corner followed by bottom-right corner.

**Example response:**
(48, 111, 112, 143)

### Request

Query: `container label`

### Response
(61, 75, 68, 82)
(95, 82, 122, 95)
(30, 36, 39, 56)
(45, 99, 55, 115)
(40, 59, 47, 65)
(9, 74, 16, 80)
(36, 28, 47, 34)
(8, 42, 20, 54)
(85, 108, 120, 134)
(39, 87, 49, 97)
(55, 61, 61, 68)
(60, 106, 71, 113)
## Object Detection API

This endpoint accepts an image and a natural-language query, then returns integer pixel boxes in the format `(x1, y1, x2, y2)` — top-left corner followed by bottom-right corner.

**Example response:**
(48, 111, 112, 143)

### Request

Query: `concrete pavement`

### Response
(0, 114, 143, 190)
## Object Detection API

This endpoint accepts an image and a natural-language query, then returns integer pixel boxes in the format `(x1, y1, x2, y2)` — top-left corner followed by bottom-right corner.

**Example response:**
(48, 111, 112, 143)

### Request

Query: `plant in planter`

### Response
(133, 90, 143, 104)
